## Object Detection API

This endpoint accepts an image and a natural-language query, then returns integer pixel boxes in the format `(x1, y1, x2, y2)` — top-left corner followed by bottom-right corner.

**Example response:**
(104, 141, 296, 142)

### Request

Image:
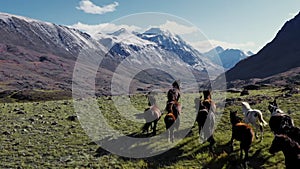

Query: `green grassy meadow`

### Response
(1, 86, 299, 168)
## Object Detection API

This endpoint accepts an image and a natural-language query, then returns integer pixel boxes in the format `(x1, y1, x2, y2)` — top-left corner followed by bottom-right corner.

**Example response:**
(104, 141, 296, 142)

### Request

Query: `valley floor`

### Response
(0, 86, 299, 168)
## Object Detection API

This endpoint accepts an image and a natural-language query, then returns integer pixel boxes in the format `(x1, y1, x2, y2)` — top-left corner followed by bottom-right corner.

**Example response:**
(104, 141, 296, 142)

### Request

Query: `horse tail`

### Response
(257, 111, 268, 126)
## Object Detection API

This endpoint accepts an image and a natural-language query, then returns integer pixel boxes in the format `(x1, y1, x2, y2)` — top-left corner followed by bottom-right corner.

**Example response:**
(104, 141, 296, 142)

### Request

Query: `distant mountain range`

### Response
(0, 12, 226, 94)
(204, 46, 253, 70)
(221, 12, 300, 87)
(2, 11, 297, 95)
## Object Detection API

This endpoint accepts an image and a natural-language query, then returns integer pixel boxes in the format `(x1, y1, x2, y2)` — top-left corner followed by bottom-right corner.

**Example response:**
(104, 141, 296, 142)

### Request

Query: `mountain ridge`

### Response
(222, 12, 300, 86)
(0, 12, 224, 94)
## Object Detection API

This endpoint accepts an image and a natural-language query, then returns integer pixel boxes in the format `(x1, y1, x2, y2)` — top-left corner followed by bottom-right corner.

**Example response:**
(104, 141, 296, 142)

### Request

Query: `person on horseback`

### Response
(165, 80, 181, 113)
(164, 80, 182, 142)
(197, 90, 216, 152)
(167, 80, 181, 103)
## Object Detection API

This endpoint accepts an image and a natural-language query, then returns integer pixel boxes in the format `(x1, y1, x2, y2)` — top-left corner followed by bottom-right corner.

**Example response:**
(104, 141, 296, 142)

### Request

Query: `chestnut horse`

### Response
(230, 111, 254, 167)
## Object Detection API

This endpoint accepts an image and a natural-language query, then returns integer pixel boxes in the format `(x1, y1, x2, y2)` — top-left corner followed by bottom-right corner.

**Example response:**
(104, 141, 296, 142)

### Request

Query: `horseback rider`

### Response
(165, 80, 181, 118)
(202, 90, 216, 113)
(167, 80, 181, 103)
(197, 90, 216, 151)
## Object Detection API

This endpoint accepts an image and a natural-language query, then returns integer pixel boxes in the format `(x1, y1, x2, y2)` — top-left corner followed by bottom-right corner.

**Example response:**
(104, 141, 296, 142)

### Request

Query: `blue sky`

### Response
(0, 0, 299, 53)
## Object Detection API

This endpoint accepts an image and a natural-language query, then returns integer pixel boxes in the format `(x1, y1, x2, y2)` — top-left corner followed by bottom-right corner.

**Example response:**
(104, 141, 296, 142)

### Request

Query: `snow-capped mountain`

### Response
(0, 12, 225, 94)
(204, 46, 253, 70)
(95, 28, 156, 50)
(0, 12, 107, 92)
(95, 27, 223, 78)
(0, 12, 101, 58)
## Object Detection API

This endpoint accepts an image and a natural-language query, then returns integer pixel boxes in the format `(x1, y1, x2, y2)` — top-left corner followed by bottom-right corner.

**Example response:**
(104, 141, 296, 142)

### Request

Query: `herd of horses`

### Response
(140, 89, 300, 168)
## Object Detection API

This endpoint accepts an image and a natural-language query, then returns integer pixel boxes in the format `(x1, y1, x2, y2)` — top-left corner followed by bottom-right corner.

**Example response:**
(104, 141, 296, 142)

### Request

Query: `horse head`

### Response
(268, 99, 278, 114)
(230, 110, 243, 126)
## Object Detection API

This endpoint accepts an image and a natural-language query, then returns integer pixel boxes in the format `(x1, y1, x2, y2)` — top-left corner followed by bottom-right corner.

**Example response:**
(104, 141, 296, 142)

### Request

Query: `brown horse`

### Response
(164, 101, 181, 142)
(230, 111, 254, 167)
(269, 134, 300, 169)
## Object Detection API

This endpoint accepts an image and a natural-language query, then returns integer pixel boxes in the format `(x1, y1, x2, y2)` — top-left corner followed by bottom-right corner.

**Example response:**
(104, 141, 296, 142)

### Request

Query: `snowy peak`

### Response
(95, 28, 156, 49)
(143, 27, 172, 37)
(108, 28, 131, 36)
(0, 12, 52, 25)
(204, 46, 252, 70)
(0, 12, 100, 58)
(214, 46, 225, 53)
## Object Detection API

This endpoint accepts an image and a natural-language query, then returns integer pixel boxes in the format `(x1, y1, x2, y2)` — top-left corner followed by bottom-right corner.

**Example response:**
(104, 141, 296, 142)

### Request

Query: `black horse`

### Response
(268, 99, 294, 135)
(195, 91, 216, 152)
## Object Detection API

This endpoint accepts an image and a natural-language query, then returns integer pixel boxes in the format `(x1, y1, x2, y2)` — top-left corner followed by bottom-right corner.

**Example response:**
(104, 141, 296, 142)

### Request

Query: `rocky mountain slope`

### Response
(222, 12, 300, 86)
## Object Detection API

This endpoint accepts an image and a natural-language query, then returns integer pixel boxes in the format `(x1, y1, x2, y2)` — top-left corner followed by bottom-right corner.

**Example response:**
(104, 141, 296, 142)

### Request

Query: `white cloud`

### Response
(76, 0, 119, 14)
(190, 39, 256, 53)
(157, 20, 198, 35)
(70, 22, 141, 36)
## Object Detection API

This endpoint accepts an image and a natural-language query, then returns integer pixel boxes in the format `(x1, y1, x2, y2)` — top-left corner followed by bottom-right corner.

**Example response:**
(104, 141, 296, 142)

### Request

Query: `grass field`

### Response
(0, 86, 299, 168)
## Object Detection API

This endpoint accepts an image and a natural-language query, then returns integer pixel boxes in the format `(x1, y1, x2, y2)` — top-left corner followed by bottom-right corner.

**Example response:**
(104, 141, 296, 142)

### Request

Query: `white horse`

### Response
(241, 101, 268, 140)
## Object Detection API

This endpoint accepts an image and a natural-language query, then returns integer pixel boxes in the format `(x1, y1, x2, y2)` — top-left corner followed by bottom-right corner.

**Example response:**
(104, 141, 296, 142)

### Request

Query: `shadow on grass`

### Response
(92, 128, 196, 167)
(92, 129, 274, 168)
(202, 145, 274, 169)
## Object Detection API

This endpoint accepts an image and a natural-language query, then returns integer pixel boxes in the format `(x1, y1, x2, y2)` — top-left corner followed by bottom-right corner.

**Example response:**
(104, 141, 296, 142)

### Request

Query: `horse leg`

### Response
(239, 145, 243, 160)
(143, 123, 150, 134)
(243, 148, 249, 168)
(170, 128, 174, 143)
(259, 124, 264, 140)
(153, 120, 157, 135)
(208, 135, 216, 153)
(255, 124, 259, 139)
(167, 129, 171, 142)
(229, 127, 234, 146)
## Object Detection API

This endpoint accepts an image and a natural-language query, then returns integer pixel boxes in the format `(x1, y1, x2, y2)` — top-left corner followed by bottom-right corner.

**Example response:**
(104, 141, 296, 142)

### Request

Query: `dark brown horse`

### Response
(269, 134, 300, 169)
(164, 101, 181, 142)
(282, 125, 300, 145)
(230, 111, 254, 166)
(195, 92, 216, 152)
(268, 99, 294, 134)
